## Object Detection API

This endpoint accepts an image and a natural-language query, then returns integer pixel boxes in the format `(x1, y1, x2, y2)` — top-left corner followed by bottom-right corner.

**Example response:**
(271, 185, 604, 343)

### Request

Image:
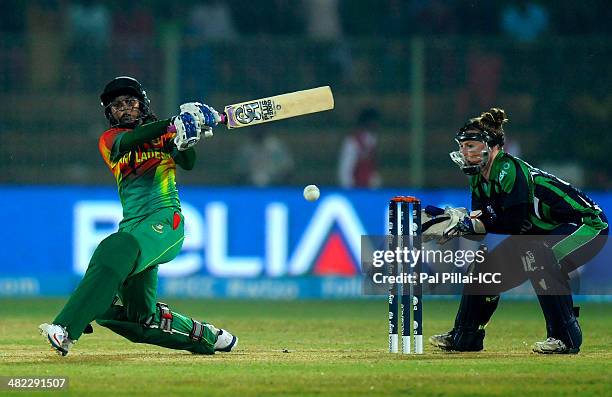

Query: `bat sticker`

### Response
(234, 100, 280, 125)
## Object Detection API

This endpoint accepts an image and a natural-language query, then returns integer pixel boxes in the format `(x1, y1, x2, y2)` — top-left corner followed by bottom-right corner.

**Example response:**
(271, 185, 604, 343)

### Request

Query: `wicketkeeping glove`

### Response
(422, 205, 486, 245)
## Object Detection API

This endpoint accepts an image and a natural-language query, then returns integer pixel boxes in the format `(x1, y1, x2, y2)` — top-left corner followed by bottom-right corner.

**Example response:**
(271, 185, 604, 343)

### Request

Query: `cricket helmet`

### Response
(100, 76, 151, 127)
(449, 108, 508, 175)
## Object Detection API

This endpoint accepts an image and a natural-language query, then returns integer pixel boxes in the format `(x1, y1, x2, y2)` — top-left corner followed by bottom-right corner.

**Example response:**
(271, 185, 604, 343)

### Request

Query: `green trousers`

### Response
(53, 208, 217, 354)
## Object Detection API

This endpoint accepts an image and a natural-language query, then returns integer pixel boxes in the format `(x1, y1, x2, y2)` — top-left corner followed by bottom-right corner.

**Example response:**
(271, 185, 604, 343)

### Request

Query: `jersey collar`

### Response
(486, 149, 506, 182)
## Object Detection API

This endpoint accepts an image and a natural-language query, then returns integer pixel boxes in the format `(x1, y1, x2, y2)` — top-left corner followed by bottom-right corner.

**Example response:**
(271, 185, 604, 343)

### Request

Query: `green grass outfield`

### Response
(1, 298, 611, 396)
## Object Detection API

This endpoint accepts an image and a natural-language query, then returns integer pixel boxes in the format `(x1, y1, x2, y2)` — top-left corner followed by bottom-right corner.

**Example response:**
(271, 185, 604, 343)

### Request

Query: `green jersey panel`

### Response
(98, 122, 181, 224)
(470, 151, 606, 234)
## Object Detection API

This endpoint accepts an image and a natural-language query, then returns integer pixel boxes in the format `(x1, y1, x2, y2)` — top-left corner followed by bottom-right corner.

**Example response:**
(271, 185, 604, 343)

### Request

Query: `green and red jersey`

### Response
(470, 150, 607, 235)
(98, 121, 180, 224)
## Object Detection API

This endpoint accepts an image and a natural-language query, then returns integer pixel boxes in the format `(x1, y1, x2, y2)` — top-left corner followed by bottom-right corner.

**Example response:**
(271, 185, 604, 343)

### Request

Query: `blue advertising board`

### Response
(1, 186, 610, 299)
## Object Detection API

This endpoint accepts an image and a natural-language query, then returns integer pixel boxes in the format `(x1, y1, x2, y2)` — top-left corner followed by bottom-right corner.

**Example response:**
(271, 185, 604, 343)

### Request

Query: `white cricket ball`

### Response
(303, 184, 320, 201)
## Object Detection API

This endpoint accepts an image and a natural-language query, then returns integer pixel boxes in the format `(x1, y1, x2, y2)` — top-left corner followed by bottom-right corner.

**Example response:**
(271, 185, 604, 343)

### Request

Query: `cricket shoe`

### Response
(429, 330, 455, 350)
(39, 323, 74, 356)
(532, 337, 579, 354)
(213, 329, 238, 352)
(429, 328, 484, 351)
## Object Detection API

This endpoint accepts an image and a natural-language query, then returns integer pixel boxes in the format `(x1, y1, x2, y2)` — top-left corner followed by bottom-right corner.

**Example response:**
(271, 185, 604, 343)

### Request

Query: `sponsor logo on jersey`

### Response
(521, 250, 536, 272)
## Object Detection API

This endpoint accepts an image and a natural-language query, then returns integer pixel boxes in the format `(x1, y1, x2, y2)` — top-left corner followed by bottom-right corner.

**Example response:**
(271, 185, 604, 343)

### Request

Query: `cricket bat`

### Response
(219, 86, 334, 129)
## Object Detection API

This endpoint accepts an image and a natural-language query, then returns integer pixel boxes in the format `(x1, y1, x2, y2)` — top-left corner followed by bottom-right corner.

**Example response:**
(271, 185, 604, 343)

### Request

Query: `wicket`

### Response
(388, 196, 423, 354)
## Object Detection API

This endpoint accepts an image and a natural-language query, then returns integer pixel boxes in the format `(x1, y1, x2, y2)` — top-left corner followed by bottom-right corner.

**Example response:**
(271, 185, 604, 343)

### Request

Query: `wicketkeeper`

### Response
(424, 108, 608, 354)
(39, 76, 238, 356)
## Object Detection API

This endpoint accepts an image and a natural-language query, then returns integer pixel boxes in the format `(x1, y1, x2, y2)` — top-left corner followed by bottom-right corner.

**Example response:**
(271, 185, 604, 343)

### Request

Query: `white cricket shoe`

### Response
(213, 329, 238, 352)
(39, 323, 74, 356)
(532, 337, 578, 354)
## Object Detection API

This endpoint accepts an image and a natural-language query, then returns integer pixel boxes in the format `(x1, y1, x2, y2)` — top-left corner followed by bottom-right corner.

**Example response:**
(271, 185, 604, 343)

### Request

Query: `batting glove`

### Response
(173, 112, 201, 151)
(180, 102, 220, 138)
